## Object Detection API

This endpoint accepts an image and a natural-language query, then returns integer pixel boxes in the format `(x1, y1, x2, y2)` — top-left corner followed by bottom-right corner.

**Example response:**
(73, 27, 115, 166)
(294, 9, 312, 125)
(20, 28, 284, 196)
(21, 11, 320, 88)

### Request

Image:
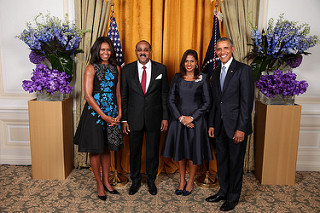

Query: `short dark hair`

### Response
(90, 37, 117, 65)
(136, 40, 151, 50)
(179, 49, 199, 78)
(217, 37, 234, 46)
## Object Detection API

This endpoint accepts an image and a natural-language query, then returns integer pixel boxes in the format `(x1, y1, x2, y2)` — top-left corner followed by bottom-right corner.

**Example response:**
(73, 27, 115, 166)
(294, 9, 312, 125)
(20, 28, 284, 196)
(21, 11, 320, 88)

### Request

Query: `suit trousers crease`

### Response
(129, 129, 160, 185)
(215, 120, 247, 202)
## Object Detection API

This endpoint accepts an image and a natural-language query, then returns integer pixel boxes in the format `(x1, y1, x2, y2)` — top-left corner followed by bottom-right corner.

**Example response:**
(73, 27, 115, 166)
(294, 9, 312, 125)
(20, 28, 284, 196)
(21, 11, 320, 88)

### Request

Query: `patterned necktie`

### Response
(220, 66, 227, 91)
(141, 66, 147, 94)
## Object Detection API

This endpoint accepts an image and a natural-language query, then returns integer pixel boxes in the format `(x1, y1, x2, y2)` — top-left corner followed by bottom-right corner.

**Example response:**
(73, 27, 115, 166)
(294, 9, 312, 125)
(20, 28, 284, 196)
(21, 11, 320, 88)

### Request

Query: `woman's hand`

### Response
(115, 115, 122, 123)
(179, 115, 194, 128)
(104, 116, 119, 126)
(182, 116, 194, 126)
(187, 123, 194, 128)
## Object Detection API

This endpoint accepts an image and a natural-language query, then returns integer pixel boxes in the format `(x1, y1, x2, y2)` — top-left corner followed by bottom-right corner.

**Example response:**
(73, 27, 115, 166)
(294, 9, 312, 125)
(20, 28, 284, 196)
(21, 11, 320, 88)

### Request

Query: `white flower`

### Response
(195, 75, 203, 82)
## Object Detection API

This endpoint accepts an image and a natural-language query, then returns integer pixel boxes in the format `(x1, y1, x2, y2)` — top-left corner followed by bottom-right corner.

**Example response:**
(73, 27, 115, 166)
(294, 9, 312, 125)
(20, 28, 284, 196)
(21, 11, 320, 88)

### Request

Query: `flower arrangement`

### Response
(17, 13, 85, 96)
(246, 14, 320, 80)
(256, 70, 308, 98)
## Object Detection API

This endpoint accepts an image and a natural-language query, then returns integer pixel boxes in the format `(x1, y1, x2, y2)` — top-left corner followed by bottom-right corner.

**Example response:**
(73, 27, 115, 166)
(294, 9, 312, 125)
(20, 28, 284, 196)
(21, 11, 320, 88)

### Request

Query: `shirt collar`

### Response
(221, 57, 233, 71)
(137, 60, 151, 70)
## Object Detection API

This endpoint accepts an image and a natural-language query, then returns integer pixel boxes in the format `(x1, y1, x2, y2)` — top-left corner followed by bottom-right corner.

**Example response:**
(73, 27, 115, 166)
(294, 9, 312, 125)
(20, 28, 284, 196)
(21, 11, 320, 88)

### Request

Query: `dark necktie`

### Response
(141, 66, 147, 94)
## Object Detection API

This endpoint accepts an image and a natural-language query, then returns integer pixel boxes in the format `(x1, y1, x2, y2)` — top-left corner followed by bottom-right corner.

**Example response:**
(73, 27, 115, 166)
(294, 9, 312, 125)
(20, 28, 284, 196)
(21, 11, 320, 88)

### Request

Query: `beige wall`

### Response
(262, 0, 320, 171)
(0, 0, 74, 164)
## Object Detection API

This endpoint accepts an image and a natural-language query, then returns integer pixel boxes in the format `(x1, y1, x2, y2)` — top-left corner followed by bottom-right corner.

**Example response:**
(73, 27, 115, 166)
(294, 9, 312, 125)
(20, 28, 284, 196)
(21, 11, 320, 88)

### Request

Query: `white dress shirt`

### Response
(137, 60, 151, 93)
(220, 57, 233, 79)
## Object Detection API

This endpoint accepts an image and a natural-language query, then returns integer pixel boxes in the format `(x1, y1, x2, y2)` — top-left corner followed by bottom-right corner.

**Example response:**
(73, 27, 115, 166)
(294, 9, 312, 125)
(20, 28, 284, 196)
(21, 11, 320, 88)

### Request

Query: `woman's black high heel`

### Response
(103, 184, 120, 194)
(182, 184, 193, 196)
(98, 195, 107, 201)
(175, 182, 187, 195)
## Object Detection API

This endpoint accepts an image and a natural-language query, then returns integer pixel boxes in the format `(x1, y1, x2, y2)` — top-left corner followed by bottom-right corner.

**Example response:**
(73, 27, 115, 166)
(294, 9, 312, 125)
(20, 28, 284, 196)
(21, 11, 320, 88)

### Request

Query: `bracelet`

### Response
(190, 116, 194, 120)
(179, 116, 184, 122)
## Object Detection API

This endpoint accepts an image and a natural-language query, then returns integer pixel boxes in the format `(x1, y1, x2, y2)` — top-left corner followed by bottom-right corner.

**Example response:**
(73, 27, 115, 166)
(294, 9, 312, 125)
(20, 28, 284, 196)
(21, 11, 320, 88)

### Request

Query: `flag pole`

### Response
(107, 1, 128, 187)
(196, 0, 220, 189)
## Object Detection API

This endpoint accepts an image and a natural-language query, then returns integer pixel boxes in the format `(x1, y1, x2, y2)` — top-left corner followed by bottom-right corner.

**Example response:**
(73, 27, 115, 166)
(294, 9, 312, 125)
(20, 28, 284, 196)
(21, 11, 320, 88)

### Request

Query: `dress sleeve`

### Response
(191, 74, 212, 121)
(168, 74, 181, 120)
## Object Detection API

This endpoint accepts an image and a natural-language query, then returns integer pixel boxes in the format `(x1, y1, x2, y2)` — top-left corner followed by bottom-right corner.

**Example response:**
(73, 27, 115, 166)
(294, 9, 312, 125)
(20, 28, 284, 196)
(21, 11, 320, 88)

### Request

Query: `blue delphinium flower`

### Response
(246, 13, 319, 80)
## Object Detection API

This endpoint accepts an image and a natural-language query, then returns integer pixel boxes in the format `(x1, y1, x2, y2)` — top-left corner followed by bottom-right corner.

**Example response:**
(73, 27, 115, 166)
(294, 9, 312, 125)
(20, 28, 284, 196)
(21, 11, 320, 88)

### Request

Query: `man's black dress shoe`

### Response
(129, 183, 141, 195)
(103, 184, 120, 194)
(147, 182, 157, 195)
(205, 194, 226, 202)
(220, 201, 238, 211)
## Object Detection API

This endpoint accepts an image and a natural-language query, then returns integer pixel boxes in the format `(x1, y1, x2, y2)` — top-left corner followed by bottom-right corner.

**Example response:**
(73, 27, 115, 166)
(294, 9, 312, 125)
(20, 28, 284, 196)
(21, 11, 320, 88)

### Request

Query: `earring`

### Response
(196, 64, 199, 68)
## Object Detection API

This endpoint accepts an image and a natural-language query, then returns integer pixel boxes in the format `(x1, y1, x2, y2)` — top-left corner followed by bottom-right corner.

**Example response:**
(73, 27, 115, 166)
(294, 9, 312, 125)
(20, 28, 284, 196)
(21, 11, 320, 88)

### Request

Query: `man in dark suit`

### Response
(206, 37, 254, 211)
(121, 40, 169, 195)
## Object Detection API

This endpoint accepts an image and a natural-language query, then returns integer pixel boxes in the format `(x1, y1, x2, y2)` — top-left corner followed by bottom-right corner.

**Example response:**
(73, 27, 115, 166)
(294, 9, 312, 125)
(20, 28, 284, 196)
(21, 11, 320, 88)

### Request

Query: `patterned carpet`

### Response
(0, 165, 320, 213)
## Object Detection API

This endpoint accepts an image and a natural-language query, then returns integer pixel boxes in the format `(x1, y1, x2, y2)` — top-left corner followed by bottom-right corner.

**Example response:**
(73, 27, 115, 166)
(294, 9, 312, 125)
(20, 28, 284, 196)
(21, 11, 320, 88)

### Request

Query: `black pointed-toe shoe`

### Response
(103, 184, 120, 194)
(205, 194, 226, 203)
(175, 182, 187, 195)
(182, 188, 193, 196)
(98, 195, 107, 201)
(220, 201, 238, 211)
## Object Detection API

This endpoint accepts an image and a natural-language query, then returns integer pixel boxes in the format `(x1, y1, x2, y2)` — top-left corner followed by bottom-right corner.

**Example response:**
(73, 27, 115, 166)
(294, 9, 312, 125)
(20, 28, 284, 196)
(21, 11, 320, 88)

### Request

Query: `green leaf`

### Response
(251, 57, 263, 81)
(47, 52, 74, 77)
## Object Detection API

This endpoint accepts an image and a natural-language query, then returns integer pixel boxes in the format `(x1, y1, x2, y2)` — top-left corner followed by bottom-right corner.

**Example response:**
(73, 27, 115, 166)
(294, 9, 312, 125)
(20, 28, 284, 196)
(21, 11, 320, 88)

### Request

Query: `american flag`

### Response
(107, 12, 125, 67)
(202, 15, 221, 78)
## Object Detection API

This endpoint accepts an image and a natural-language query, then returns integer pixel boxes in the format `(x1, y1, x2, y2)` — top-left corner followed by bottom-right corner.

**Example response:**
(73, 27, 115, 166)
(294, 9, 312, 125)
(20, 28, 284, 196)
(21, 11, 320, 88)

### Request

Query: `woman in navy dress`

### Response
(74, 37, 123, 200)
(162, 49, 213, 196)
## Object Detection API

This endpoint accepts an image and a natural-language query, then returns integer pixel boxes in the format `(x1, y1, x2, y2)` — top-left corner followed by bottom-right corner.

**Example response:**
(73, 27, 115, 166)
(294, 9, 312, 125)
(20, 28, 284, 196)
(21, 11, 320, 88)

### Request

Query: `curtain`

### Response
(101, 0, 229, 175)
(74, 0, 111, 168)
(219, 0, 260, 172)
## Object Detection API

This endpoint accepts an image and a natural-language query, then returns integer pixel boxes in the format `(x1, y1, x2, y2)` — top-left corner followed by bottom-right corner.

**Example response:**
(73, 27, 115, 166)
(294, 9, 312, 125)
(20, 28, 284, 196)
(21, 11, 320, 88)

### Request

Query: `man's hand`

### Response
(208, 127, 215, 138)
(122, 122, 130, 134)
(161, 120, 168, 132)
(233, 130, 245, 144)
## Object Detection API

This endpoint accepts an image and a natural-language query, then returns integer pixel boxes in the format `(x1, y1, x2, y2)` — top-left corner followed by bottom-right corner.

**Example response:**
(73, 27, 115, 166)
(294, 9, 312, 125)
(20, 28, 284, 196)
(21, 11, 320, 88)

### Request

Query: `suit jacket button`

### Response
(221, 101, 223, 104)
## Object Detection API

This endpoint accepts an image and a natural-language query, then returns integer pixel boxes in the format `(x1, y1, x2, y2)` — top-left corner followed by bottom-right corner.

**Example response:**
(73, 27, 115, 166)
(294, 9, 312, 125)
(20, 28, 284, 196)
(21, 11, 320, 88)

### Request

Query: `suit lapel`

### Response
(145, 60, 157, 95)
(222, 60, 237, 93)
(132, 61, 144, 94)
(214, 66, 222, 95)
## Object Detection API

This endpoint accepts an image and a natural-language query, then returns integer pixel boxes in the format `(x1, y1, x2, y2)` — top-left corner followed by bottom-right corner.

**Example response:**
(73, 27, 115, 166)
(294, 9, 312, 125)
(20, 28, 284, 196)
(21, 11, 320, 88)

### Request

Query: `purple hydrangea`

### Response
(29, 51, 45, 64)
(256, 70, 308, 98)
(287, 55, 303, 68)
(22, 64, 73, 95)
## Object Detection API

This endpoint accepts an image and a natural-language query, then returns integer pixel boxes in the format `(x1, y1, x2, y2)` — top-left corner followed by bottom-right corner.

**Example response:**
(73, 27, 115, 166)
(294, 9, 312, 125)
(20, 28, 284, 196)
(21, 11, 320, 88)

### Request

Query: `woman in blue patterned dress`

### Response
(74, 37, 123, 200)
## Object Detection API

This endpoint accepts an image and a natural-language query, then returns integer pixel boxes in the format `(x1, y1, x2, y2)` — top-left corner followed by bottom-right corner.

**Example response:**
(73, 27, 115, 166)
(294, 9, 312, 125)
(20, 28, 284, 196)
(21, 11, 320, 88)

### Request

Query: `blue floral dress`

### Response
(74, 63, 123, 153)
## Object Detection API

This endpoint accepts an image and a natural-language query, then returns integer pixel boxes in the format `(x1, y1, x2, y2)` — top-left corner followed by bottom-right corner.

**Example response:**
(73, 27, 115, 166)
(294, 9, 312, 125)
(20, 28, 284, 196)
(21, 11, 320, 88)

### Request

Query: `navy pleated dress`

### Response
(161, 73, 213, 165)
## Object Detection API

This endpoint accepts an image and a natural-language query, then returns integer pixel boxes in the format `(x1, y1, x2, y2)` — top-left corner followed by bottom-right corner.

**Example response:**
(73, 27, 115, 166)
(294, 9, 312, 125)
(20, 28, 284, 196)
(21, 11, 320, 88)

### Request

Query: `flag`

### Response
(107, 12, 125, 67)
(202, 15, 221, 78)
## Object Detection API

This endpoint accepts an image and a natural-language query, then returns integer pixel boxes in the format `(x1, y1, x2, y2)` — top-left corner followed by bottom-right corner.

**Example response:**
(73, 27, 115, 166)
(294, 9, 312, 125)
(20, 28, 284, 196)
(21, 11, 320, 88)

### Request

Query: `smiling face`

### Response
(184, 55, 197, 73)
(216, 40, 235, 65)
(135, 41, 152, 65)
(99, 42, 111, 64)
